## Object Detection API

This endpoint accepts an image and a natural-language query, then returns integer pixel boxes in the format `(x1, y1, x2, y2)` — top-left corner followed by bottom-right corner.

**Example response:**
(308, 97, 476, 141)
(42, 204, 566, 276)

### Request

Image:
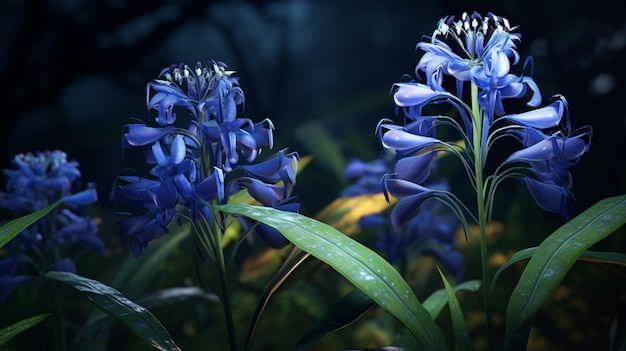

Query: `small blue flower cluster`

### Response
(0, 150, 102, 299)
(111, 62, 298, 257)
(342, 157, 464, 280)
(379, 12, 592, 226)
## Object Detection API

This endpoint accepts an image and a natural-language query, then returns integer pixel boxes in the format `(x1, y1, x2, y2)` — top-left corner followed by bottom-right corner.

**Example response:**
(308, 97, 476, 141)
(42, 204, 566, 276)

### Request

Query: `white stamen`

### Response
(439, 22, 449, 35)
(503, 18, 511, 30)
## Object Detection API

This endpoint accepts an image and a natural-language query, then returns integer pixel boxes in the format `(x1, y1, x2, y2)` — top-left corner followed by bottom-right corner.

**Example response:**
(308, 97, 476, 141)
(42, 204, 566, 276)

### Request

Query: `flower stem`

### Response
(212, 209, 239, 351)
(470, 82, 494, 350)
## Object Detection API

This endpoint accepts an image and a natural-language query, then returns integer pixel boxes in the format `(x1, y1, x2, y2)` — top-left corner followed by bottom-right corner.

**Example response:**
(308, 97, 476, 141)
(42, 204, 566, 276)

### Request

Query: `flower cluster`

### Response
(0, 150, 102, 299)
(112, 61, 298, 257)
(341, 157, 464, 280)
(379, 12, 592, 227)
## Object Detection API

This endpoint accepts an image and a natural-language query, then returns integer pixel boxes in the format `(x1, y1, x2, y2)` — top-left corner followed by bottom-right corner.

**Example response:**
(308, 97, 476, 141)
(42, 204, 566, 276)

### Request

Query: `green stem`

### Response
(52, 280, 67, 351)
(212, 208, 239, 351)
(471, 82, 494, 350)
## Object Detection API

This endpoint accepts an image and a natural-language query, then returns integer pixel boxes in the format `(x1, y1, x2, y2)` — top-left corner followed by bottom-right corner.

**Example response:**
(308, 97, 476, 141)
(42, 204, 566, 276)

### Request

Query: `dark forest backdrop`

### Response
(1, 1, 625, 350)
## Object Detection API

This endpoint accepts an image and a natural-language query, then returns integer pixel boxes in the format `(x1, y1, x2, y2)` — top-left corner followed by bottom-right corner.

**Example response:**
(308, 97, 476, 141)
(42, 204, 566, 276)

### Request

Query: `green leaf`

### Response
(0, 313, 51, 347)
(292, 288, 376, 351)
(45, 271, 181, 351)
(216, 204, 450, 350)
(422, 280, 481, 320)
(244, 246, 310, 351)
(505, 194, 626, 351)
(492, 248, 626, 296)
(137, 287, 219, 308)
(0, 201, 61, 248)
(437, 268, 473, 351)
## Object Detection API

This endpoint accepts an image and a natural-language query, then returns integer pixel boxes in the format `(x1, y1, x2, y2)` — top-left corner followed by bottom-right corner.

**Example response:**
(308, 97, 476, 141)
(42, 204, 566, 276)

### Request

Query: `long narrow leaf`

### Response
(0, 313, 51, 347)
(293, 288, 376, 351)
(216, 204, 450, 350)
(505, 194, 626, 351)
(46, 271, 181, 351)
(0, 201, 61, 247)
(492, 248, 626, 295)
(422, 280, 481, 320)
(437, 268, 473, 351)
(244, 246, 310, 351)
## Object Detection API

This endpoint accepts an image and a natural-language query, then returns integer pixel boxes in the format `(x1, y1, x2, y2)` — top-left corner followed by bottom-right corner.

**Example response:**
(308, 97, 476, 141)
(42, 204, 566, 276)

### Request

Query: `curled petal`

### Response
(503, 99, 564, 129)
(507, 134, 588, 163)
(123, 124, 177, 147)
(393, 82, 452, 107)
(171, 135, 187, 164)
(195, 168, 224, 203)
(173, 174, 194, 201)
(382, 129, 442, 154)
(384, 178, 432, 199)
(118, 210, 173, 258)
(390, 191, 441, 228)
(62, 188, 98, 206)
(394, 152, 436, 184)
(251, 182, 284, 207)
(241, 150, 297, 185)
(524, 177, 572, 219)
(111, 176, 160, 205)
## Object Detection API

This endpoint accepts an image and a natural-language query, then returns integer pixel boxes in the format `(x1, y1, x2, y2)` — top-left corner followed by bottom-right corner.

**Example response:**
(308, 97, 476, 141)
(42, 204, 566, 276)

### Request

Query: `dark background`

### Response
(1, 0, 625, 350)
(2, 0, 624, 215)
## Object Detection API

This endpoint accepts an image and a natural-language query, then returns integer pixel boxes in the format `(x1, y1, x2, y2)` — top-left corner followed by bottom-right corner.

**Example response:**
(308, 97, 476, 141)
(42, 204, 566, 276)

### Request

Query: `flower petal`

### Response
(503, 99, 564, 129)
(382, 129, 442, 154)
(394, 152, 436, 184)
(524, 177, 572, 219)
(393, 82, 451, 107)
(123, 124, 177, 147)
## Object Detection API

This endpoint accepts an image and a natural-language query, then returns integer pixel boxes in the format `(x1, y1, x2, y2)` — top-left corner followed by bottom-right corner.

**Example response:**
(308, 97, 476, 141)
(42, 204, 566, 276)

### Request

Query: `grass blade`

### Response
(505, 194, 626, 350)
(0, 313, 51, 347)
(46, 271, 181, 351)
(0, 201, 61, 248)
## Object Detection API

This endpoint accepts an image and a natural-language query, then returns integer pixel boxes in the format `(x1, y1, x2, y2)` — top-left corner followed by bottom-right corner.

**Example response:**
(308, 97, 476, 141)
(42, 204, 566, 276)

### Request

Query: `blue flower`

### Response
(341, 157, 391, 196)
(0, 151, 103, 299)
(113, 61, 297, 255)
(360, 180, 464, 280)
(377, 12, 592, 230)
(230, 150, 300, 248)
(416, 12, 541, 120)
(506, 125, 592, 219)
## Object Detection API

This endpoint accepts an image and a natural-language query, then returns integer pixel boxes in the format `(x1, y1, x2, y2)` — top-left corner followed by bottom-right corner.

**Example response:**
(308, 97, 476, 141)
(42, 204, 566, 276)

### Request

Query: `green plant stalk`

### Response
(52, 280, 67, 351)
(211, 207, 239, 351)
(471, 81, 493, 351)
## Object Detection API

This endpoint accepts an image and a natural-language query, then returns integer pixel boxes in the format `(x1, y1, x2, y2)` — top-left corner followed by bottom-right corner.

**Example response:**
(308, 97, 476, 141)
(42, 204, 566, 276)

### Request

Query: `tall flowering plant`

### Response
(0, 150, 102, 349)
(377, 11, 592, 347)
(109, 61, 299, 350)
(0, 150, 102, 299)
(220, 11, 625, 351)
